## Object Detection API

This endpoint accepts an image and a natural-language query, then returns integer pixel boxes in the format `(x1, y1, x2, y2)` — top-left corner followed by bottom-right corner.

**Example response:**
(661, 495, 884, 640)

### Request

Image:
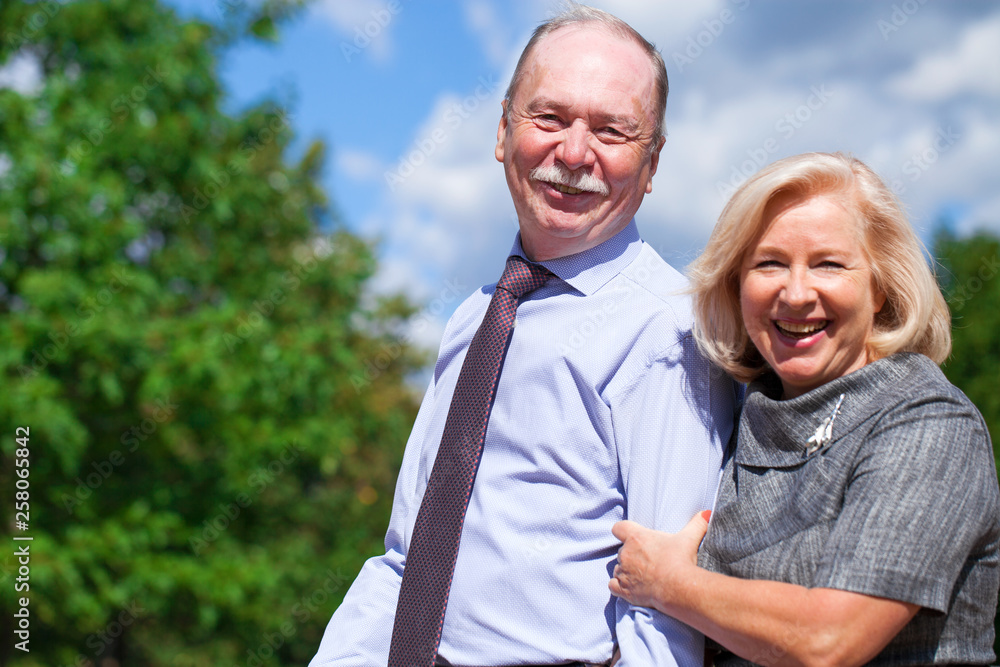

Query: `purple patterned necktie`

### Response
(388, 255, 552, 667)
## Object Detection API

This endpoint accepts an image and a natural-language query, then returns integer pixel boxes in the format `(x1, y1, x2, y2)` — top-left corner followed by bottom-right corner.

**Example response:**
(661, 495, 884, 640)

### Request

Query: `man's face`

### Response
(495, 25, 664, 261)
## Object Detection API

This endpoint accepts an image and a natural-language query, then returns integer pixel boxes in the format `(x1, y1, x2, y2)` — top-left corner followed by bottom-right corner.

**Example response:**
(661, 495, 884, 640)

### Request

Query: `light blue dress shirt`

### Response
(311, 221, 737, 667)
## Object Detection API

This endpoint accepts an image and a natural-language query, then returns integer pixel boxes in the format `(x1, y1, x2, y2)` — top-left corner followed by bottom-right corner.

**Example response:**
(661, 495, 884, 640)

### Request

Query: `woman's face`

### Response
(740, 193, 886, 399)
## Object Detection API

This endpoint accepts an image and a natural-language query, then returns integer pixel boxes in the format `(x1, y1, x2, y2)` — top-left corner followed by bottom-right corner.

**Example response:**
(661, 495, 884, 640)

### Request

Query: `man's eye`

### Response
(599, 127, 623, 136)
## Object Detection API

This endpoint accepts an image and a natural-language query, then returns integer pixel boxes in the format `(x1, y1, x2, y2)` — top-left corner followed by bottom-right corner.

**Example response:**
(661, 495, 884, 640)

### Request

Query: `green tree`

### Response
(934, 228, 1000, 656)
(936, 230, 1000, 459)
(0, 1, 423, 665)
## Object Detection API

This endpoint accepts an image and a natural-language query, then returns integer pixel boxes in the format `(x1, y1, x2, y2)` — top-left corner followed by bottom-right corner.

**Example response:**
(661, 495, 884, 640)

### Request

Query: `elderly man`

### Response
(311, 6, 736, 667)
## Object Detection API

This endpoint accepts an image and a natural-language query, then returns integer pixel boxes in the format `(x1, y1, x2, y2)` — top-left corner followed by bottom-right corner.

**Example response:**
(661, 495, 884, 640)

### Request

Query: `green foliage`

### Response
(935, 229, 1000, 460)
(934, 228, 1000, 657)
(0, 1, 423, 665)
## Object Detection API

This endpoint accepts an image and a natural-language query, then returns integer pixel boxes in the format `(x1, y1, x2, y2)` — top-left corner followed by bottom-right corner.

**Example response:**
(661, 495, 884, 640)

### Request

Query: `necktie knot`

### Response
(496, 255, 552, 300)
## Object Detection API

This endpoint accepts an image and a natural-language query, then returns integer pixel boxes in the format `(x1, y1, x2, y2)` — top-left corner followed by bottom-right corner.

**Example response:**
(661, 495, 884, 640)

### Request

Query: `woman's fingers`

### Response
(611, 519, 643, 542)
(679, 509, 711, 542)
(609, 574, 624, 598)
(610, 512, 711, 606)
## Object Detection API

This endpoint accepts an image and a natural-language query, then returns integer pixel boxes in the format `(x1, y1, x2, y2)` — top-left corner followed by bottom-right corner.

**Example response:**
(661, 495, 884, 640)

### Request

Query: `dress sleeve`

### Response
(812, 391, 998, 612)
(610, 334, 736, 666)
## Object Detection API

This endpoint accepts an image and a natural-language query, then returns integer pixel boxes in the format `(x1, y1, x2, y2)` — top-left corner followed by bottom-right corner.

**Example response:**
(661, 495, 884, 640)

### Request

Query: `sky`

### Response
(30, 0, 1000, 351)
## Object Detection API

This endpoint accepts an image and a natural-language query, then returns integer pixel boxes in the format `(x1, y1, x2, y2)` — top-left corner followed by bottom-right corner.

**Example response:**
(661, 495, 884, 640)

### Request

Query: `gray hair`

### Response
(503, 4, 668, 146)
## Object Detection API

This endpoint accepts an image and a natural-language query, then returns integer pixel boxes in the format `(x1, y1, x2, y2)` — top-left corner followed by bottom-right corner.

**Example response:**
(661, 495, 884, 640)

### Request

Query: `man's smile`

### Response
(550, 182, 587, 195)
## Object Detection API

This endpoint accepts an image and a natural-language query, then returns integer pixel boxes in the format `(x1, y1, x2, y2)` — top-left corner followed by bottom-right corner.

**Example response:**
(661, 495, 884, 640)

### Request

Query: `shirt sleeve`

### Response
(309, 373, 441, 666)
(308, 549, 404, 666)
(812, 391, 998, 612)
(611, 334, 736, 666)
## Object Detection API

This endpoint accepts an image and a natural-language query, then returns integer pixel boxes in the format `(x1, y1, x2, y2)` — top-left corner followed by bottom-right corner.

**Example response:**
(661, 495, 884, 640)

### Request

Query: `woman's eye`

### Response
(755, 260, 782, 269)
(817, 261, 844, 270)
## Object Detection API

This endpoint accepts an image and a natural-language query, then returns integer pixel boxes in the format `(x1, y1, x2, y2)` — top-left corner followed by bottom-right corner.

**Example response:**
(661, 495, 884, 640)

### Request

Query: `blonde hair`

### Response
(689, 152, 951, 384)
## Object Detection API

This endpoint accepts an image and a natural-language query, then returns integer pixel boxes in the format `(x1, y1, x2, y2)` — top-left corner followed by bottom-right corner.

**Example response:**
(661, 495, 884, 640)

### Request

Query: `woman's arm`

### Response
(609, 514, 919, 667)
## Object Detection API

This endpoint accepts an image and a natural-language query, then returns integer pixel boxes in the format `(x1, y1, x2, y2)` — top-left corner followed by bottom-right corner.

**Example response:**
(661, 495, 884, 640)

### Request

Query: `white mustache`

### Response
(530, 164, 610, 196)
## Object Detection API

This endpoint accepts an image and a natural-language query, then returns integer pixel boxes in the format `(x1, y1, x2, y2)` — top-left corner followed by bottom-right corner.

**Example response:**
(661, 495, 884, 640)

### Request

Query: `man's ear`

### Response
(645, 135, 665, 194)
(495, 100, 508, 163)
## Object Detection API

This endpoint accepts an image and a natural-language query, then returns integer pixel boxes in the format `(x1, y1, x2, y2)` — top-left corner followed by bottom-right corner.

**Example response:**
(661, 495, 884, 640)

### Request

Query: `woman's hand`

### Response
(611, 511, 920, 667)
(609, 510, 711, 612)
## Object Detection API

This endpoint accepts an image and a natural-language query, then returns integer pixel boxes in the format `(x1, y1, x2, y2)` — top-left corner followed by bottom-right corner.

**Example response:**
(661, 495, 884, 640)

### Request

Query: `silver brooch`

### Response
(805, 393, 845, 456)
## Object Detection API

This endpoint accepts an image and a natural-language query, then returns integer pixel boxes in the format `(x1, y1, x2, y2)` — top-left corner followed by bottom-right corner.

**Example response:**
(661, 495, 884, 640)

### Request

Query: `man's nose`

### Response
(555, 120, 596, 171)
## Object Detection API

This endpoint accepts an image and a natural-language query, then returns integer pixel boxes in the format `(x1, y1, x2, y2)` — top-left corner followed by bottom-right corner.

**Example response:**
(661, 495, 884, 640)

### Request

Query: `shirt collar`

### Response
(508, 219, 643, 297)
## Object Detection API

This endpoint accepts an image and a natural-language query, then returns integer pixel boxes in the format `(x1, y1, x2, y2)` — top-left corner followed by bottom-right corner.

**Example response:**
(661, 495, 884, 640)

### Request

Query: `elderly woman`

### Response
(610, 152, 999, 666)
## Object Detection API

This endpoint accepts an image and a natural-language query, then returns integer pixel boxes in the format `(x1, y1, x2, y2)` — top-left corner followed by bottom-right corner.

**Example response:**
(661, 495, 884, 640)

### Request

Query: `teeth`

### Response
(776, 320, 828, 335)
(551, 182, 585, 195)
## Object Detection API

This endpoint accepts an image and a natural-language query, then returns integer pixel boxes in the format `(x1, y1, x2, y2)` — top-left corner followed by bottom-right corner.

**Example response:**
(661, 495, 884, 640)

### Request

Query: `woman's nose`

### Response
(780, 268, 816, 309)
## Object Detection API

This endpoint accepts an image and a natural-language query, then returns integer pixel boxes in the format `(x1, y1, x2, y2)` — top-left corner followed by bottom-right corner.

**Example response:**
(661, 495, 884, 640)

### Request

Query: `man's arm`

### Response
(309, 374, 442, 666)
(308, 548, 405, 666)
(609, 334, 736, 667)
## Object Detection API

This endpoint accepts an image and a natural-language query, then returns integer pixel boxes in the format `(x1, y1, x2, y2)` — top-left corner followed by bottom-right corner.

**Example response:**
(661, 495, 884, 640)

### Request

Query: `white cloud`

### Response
(888, 12, 1000, 101)
(637, 79, 870, 267)
(591, 0, 727, 49)
(968, 195, 1000, 235)
(354, 2, 1000, 348)
(929, 112, 1000, 234)
(390, 107, 512, 269)
(392, 95, 505, 213)
(311, 0, 398, 63)
(0, 50, 43, 97)
(359, 78, 518, 346)
(336, 148, 383, 182)
(311, 0, 388, 32)
(463, 0, 512, 67)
